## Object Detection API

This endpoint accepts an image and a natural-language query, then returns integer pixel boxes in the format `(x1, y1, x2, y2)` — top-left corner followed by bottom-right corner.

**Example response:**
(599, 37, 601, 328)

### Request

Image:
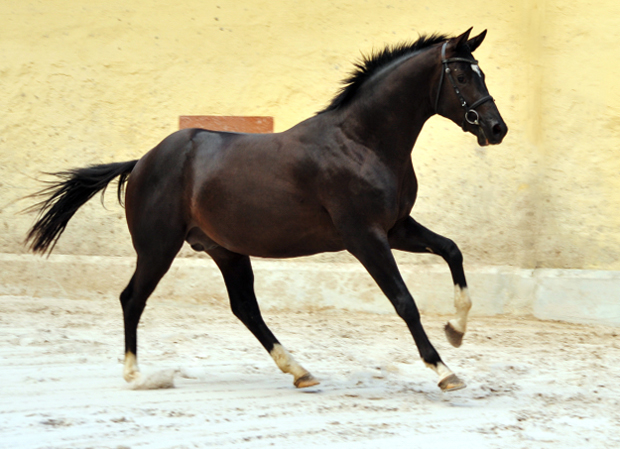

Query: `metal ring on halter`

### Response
(465, 109, 480, 126)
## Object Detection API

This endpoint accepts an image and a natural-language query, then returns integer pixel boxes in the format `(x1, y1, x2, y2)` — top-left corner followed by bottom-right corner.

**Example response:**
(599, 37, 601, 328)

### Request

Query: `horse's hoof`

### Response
(438, 373, 466, 392)
(123, 370, 142, 383)
(123, 371, 142, 383)
(444, 321, 464, 348)
(294, 373, 320, 388)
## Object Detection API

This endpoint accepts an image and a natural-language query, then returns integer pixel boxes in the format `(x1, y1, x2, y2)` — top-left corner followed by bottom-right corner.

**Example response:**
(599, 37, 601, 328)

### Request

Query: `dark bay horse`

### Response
(26, 29, 507, 392)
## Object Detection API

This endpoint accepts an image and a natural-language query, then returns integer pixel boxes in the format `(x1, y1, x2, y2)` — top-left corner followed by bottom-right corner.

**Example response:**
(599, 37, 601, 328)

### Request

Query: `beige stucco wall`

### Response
(1, 0, 619, 270)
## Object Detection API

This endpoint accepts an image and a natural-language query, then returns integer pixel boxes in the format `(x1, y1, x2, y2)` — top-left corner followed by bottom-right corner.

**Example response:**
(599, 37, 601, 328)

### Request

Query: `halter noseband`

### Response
(434, 42, 494, 130)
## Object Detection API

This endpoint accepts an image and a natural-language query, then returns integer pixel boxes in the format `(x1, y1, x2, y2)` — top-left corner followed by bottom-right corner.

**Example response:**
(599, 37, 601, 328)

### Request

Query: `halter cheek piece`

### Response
(434, 42, 494, 131)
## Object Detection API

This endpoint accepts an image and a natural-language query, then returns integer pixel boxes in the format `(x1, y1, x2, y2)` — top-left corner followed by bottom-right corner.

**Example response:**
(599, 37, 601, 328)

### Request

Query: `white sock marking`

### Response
(270, 344, 309, 380)
(123, 352, 140, 382)
(449, 285, 472, 334)
(425, 360, 454, 381)
(123, 352, 175, 389)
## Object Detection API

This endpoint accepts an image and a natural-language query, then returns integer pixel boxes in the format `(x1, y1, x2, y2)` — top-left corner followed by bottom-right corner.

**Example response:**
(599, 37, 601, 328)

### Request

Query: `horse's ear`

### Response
(454, 28, 473, 49)
(466, 29, 487, 53)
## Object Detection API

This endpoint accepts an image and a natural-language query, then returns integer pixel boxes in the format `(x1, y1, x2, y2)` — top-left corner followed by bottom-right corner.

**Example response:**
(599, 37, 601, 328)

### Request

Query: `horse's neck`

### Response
(341, 51, 438, 165)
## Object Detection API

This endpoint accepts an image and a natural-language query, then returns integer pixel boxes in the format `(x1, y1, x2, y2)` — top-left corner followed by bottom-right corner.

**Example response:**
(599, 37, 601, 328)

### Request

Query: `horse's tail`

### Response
(24, 160, 139, 255)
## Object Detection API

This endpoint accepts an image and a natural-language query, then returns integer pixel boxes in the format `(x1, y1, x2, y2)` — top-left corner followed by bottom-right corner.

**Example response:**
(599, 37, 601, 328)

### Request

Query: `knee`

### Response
(442, 239, 463, 265)
(120, 288, 132, 308)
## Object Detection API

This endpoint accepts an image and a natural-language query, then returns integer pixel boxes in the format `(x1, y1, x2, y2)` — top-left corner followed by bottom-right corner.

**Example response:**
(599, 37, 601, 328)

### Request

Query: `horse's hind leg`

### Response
(389, 216, 471, 348)
(208, 247, 319, 388)
(120, 240, 183, 382)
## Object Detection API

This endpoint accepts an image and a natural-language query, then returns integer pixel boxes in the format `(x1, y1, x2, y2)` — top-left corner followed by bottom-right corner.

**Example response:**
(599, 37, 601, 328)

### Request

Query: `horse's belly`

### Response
(210, 221, 344, 258)
(192, 197, 344, 258)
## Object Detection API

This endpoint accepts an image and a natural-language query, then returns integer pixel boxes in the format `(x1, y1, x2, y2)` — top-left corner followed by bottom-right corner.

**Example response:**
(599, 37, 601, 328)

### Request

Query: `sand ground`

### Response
(1, 294, 619, 448)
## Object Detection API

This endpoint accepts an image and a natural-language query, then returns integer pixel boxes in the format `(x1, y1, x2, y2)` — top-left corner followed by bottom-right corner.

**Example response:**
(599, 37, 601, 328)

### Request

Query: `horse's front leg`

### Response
(342, 225, 465, 392)
(388, 216, 471, 348)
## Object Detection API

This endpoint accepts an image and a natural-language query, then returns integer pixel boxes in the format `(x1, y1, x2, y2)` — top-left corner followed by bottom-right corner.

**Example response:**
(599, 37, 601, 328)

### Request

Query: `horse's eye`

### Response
(457, 74, 466, 83)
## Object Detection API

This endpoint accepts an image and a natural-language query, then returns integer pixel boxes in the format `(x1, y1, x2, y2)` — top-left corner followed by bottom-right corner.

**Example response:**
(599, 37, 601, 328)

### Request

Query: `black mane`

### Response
(319, 33, 451, 113)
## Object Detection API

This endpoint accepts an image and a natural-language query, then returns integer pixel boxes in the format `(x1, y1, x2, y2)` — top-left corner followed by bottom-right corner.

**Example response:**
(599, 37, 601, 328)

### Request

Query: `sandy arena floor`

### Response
(1, 294, 619, 448)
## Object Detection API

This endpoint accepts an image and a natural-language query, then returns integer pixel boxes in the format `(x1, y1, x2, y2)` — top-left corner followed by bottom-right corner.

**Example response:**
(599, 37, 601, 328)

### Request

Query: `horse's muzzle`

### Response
(477, 117, 508, 146)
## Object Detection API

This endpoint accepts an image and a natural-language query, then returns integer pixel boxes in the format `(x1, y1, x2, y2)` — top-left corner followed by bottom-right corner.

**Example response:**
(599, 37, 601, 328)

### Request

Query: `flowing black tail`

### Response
(25, 160, 139, 255)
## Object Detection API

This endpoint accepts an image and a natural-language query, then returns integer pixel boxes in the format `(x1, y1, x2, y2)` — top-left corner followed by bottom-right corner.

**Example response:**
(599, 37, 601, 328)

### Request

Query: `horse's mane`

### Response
(319, 33, 451, 114)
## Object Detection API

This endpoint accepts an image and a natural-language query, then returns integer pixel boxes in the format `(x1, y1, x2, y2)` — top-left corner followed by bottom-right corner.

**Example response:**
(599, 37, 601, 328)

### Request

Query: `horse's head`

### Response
(434, 28, 508, 146)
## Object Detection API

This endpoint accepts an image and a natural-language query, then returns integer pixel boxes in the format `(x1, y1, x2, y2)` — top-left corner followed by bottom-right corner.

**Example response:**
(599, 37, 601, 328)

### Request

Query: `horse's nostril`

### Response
(492, 123, 502, 135)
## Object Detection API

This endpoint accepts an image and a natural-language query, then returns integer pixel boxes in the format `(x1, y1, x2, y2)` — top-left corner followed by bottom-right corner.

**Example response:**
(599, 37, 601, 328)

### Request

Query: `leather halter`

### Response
(434, 42, 494, 130)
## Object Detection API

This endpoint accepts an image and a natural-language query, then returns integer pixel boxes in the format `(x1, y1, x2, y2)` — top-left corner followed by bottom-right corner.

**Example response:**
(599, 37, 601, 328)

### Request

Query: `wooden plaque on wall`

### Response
(179, 116, 274, 133)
